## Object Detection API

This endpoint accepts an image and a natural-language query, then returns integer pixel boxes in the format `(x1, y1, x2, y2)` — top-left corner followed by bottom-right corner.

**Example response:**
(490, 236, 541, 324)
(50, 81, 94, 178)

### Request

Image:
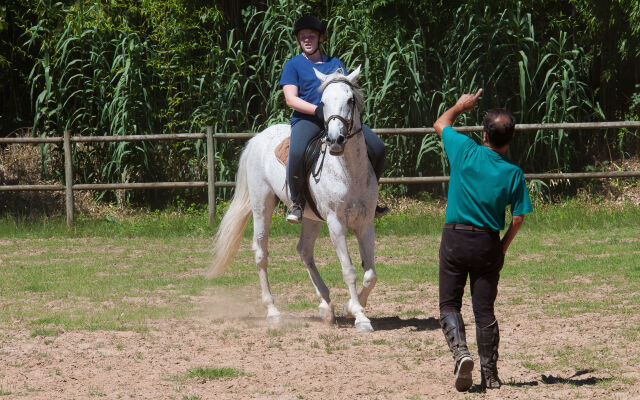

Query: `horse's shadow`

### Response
(239, 315, 439, 331)
(336, 316, 440, 331)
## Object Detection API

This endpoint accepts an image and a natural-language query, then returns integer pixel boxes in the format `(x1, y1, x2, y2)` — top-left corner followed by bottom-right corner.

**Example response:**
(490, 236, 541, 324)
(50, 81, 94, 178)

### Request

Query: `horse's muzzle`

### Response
(329, 143, 344, 155)
(328, 134, 346, 155)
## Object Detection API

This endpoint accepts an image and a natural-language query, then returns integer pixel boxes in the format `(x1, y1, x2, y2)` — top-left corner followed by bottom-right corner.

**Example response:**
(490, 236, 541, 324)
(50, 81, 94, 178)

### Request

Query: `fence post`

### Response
(206, 126, 216, 227)
(63, 130, 74, 228)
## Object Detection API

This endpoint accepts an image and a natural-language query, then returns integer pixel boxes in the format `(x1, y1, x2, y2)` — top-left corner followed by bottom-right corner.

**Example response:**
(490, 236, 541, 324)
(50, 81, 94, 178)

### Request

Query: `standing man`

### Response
(432, 89, 533, 392)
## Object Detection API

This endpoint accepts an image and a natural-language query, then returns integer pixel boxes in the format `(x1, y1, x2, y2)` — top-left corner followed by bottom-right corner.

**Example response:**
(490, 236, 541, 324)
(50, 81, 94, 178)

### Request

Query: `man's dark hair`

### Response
(483, 108, 515, 148)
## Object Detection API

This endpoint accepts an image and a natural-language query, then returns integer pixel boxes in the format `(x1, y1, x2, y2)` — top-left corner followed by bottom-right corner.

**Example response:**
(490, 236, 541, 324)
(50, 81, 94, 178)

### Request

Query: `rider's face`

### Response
(297, 29, 322, 54)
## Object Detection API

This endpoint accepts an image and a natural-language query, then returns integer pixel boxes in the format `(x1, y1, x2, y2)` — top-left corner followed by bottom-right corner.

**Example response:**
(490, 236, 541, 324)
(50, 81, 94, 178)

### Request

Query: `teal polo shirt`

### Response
(443, 126, 533, 231)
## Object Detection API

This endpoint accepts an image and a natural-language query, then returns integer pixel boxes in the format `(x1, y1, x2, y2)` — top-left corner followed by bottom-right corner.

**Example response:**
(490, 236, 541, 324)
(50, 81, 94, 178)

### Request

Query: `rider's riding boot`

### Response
(440, 312, 474, 392)
(286, 167, 305, 224)
(477, 320, 502, 390)
(375, 205, 390, 218)
(286, 201, 304, 224)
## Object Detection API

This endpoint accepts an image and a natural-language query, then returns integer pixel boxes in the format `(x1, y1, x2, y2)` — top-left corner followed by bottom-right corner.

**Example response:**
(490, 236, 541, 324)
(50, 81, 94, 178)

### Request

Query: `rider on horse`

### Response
(279, 15, 389, 223)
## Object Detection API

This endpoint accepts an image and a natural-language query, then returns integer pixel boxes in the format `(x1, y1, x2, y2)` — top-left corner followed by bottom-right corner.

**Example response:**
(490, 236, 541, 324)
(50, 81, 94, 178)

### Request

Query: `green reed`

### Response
(23, 0, 622, 204)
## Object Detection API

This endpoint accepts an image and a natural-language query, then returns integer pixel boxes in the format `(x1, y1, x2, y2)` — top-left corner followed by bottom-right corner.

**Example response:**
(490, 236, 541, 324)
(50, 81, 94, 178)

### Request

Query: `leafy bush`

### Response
(1, 0, 637, 206)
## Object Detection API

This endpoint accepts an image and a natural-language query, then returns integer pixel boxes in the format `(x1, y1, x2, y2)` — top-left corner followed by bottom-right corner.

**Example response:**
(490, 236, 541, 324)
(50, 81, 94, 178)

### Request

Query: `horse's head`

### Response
(314, 66, 363, 155)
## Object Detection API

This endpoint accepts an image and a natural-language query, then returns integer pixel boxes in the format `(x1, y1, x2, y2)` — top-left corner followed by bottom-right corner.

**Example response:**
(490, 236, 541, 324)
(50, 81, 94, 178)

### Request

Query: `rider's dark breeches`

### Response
(363, 124, 386, 180)
(287, 119, 322, 205)
(287, 119, 386, 205)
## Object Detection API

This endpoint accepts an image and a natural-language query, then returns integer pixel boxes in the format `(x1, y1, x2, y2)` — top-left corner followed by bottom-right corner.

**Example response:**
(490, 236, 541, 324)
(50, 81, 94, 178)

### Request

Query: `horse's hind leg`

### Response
(354, 221, 377, 308)
(252, 192, 280, 324)
(298, 219, 334, 324)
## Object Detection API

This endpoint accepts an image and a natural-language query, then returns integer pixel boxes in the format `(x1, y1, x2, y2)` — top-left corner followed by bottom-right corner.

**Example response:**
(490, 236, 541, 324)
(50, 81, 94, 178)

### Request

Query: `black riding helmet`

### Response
(293, 15, 324, 36)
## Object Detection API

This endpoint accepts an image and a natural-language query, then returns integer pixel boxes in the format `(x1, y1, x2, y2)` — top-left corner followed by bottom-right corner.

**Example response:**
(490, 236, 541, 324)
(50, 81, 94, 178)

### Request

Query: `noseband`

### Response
(323, 81, 362, 140)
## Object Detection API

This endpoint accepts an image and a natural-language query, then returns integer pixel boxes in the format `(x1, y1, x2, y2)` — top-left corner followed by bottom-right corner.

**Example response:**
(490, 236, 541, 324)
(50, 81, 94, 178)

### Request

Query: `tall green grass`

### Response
(23, 0, 630, 204)
(26, 1, 220, 204)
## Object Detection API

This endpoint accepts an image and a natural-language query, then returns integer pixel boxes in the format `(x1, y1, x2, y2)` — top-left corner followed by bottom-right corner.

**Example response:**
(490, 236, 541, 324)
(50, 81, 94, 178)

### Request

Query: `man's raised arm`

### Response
(433, 89, 483, 138)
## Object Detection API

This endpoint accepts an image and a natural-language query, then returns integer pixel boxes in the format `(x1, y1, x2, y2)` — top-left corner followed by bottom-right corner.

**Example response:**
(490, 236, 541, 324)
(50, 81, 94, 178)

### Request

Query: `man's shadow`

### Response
(538, 369, 614, 386)
(336, 316, 440, 331)
(470, 369, 613, 392)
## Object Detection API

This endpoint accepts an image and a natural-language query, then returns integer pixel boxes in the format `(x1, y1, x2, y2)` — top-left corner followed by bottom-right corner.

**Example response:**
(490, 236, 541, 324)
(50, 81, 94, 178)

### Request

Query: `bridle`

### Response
(312, 79, 363, 177)
(323, 80, 362, 140)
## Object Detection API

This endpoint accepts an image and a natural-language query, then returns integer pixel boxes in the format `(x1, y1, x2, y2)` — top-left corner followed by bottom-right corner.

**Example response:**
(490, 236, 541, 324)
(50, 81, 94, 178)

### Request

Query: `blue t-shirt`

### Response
(279, 53, 347, 125)
(443, 126, 533, 231)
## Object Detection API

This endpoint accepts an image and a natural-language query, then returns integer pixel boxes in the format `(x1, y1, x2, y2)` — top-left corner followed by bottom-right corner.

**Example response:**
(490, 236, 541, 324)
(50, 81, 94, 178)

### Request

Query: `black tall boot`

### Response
(476, 320, 501, 389)
(440, 312, 474, 392)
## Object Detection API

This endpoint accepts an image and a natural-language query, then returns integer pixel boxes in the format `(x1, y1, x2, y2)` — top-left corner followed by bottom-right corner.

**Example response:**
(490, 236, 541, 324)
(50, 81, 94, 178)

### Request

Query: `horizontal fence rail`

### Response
(1, 122, 639, 227)
(190, 170, 640, 187)
(0, 133, 207, 144)
(209, 121, 640, 138)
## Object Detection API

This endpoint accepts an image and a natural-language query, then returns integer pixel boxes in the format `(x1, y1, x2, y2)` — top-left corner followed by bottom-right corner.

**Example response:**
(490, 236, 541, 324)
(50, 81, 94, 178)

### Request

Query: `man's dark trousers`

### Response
(439, 227, 504, 328)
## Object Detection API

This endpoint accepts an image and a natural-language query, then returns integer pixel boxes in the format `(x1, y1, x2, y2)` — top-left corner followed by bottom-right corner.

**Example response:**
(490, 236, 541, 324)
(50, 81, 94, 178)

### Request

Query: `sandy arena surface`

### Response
(1, 279, 638, 400)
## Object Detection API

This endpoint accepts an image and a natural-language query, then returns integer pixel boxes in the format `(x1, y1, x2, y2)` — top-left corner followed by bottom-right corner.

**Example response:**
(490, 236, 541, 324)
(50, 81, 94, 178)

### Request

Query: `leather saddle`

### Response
(274, 134, 325, 220)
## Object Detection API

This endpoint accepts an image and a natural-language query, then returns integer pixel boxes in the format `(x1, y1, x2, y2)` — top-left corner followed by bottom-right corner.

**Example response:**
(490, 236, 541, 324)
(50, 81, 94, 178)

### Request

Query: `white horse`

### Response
(207, 66, 378, 332)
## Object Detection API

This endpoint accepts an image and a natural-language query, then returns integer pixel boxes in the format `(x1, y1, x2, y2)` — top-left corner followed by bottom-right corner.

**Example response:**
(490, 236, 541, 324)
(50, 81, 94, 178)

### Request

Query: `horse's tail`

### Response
(207, 146, 252, 279)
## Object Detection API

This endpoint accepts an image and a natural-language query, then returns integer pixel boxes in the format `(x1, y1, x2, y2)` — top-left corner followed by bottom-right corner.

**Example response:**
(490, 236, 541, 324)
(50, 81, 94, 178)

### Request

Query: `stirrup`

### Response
(286, 204, 303, 224)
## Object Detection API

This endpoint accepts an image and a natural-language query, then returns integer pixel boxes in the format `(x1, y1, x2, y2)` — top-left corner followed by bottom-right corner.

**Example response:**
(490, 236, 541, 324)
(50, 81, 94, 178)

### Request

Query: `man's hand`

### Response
(455, 89, 483, 113)
(433, 88, 483, 138)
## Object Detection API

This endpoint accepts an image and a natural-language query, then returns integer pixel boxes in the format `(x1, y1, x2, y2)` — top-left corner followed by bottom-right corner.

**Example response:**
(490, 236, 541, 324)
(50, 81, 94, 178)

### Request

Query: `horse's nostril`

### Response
(337, 135, 346, 145)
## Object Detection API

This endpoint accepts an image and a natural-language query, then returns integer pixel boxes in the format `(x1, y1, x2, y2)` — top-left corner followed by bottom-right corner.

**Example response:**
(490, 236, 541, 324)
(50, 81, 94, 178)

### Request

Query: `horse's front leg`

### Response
(326, 215, 373, 333)
(298, 219, 334, 324)
(354, 221, 377, 308)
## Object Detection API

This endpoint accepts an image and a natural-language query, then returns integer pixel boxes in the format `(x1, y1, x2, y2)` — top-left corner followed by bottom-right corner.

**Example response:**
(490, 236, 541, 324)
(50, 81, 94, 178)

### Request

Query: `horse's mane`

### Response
(318, 69, 364, 112)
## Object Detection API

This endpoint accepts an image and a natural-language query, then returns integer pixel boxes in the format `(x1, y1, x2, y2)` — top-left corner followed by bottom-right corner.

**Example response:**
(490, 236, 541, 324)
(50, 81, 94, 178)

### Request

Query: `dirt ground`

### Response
(2, 141, 639, 398)
(1, 279, 638, 400)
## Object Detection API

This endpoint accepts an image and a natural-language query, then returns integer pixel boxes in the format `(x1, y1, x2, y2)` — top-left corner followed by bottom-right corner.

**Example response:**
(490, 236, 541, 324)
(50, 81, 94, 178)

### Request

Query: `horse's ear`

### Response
(346, 65, 361, 84)
(314, 68, 328, 83)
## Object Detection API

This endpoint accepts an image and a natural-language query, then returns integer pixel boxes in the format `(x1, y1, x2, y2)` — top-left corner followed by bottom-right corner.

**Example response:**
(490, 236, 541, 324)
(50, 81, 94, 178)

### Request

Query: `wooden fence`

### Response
(1, 121, 640, 228)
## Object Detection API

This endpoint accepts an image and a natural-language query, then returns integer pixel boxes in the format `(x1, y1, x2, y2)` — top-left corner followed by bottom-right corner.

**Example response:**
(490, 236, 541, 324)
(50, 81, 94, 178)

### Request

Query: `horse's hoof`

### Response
(319, 305, 335, 325)
(355, 320, 374, 333)
(342, 303, 354, 318)
(267, 313, 282, 325)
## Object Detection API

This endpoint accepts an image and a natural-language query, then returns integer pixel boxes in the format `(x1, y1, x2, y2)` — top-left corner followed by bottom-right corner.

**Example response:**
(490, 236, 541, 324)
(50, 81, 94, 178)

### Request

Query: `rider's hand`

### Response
(455, 89, 483, 113)
(314, 103, 324, 123)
